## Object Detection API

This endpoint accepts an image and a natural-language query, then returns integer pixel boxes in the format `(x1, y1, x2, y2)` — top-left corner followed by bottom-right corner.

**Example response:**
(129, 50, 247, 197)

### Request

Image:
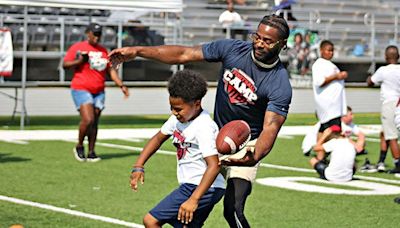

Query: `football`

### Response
(216, 120, 251, 155)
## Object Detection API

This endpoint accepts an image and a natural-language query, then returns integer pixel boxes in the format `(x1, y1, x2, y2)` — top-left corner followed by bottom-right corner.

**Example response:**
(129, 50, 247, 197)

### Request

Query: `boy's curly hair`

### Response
(168, 69, 208, 103)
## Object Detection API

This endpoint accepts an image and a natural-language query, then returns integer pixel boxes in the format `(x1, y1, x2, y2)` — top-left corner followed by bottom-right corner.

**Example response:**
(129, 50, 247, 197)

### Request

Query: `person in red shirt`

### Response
(63, 23, 129, 162)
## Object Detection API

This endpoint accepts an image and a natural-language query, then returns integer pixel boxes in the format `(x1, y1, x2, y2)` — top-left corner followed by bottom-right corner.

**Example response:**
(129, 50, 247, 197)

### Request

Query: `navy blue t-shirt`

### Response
(202, 39, 292, 139)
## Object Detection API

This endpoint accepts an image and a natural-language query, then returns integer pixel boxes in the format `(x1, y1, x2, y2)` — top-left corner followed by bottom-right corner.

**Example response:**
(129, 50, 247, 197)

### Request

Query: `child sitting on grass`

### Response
(309, 125, 357, 182)
(129, 69, 225, 227)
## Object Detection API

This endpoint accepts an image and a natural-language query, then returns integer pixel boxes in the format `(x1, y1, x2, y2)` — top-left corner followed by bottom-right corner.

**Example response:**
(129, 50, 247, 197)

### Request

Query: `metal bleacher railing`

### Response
(0, 5, 182, 84)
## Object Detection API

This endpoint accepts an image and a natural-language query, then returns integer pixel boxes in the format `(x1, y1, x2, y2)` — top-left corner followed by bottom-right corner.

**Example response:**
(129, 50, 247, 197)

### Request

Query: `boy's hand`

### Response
(130, 171, 144, 192)
(337, 71, 348, 80)
(178, 198, 198, 224)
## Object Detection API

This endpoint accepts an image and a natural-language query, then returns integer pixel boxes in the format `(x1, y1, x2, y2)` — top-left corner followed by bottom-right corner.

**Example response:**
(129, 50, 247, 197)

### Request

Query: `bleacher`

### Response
(1, 0, 399, 83)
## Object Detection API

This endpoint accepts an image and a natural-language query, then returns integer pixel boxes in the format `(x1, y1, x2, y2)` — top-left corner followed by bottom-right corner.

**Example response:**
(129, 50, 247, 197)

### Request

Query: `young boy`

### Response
(309, 125, 357, 182)
(312, 40, 347, 139)
(130, 70, 225, 227)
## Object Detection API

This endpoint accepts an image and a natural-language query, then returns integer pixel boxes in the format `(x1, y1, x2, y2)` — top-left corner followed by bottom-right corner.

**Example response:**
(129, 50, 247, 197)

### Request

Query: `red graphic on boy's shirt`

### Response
(223, 68, 258, 105)
(173, 130, 187, 160)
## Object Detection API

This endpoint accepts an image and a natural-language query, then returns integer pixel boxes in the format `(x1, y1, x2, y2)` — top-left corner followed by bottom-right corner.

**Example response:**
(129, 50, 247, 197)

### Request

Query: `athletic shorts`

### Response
(319, 117, 341, 133)
(381, 100, 399, 140)
(220, 139, 259, 182)
(314, 160, 327, 180)
(71, 89, 105, 111)
(149, 183, 225, 227)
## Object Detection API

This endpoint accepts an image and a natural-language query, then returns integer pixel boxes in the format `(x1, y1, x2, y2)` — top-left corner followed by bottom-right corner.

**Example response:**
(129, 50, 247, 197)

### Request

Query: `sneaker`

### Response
(360, 158, 378, 173)
(387, 167, 400, 174)
(87, 151, 101, 162)
(356, 149, 368, 156)
(394, 197, 400, 204)
(376, 162, 386, 172)
(73, 146, 86, 162)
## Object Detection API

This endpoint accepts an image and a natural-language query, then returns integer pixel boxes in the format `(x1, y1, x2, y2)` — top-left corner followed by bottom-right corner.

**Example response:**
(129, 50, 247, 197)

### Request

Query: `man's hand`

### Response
(108, 47, 138, 69)
(130, 171, 144, 192)
(220, 148, 257, 166)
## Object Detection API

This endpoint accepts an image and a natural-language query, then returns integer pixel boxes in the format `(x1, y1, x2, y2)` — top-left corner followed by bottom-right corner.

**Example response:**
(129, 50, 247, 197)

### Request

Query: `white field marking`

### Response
(277, 135, 293, 139)
(0, 195, 144, 228)
(0, 125, 381, 143)
(63, 140, 176, 156)
(120, 138, 144, 143)
(1, 139, 28, 144)
(256, 177, 400, 195)
(86, 141, 400, 185)
(365, 137, 380, 143)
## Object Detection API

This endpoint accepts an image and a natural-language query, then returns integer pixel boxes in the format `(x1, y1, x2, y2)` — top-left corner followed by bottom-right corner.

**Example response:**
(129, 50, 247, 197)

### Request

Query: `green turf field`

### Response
(1, 113, 399, 227)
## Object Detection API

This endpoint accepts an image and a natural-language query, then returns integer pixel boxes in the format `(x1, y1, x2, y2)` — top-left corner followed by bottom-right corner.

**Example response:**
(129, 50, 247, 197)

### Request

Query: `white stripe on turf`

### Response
(0, 195, 144, 228)
(89, 141, 400, 185)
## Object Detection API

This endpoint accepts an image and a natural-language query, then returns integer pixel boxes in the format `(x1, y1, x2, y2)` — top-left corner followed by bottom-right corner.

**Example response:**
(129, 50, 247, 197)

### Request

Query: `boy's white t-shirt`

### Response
(341, 122, 360, 137)
(370, 64, 400, 104)
(323, 138, 356, 182)
(312, 58, 347, 123)
(161, 110, 225, 189)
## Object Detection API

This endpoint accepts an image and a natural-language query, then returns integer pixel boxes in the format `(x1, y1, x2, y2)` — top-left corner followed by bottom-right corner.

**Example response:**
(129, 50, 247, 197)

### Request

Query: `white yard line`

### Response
(0, 195, 144, 228)
(90, 141, 400, 185)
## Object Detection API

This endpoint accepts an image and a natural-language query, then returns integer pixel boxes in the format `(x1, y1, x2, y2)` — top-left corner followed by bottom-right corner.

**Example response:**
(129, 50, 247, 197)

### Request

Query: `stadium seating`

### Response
(101, 27, 117, 50)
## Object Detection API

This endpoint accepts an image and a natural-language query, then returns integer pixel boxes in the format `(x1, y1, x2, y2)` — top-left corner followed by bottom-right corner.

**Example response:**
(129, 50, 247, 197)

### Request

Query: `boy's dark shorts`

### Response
(149, 183, 225, 227)
(319, 117, 341, 133)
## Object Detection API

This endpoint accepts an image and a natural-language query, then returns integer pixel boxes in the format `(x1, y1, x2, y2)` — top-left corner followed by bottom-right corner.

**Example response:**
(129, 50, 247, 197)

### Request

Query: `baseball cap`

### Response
(329, 125, 341, 133)
(86, 23, 102, 36)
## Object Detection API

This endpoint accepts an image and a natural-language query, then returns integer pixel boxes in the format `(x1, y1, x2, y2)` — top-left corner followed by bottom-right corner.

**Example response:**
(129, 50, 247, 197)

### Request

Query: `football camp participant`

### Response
(63, 23, 129, 162)
(109, 14, 292, 228)
(130, 70, 225, 227)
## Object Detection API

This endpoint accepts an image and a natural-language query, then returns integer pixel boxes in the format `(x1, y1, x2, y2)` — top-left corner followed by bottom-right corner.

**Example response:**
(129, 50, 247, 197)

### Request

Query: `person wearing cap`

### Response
(63, 23, 129, 162)
(309, 125, 357, 182)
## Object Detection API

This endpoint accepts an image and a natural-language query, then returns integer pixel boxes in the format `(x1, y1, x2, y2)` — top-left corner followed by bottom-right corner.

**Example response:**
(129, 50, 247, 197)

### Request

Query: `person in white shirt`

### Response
(367, 45, 400, 174)
(129, 70, 225, 227)
(218, 2, 246, 40)
(301, 106, 367, 156)
(312, 40, 347, 139)
(310, 125, 356, 182)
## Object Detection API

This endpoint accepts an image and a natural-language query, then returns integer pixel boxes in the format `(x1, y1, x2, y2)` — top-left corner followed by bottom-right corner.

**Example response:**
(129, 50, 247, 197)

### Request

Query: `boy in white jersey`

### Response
(367, 45, 400, 174)
(130, 70, 225, 227)
(310, 125, 357, 182)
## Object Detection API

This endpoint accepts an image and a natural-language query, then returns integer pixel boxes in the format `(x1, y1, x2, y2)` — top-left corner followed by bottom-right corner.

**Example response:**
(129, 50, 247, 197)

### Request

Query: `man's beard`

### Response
(254, 47, 280, 63)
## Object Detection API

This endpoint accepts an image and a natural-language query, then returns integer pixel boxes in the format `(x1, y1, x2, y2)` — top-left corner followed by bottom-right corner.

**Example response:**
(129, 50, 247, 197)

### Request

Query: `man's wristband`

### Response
(131, 167, 145, 173)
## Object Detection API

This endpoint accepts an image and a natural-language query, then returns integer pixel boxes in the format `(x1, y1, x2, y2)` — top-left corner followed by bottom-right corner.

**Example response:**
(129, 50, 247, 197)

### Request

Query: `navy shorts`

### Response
(71, 89, 105, 111)
(149, 183, 225, 227)
(319, 117, 341, 133)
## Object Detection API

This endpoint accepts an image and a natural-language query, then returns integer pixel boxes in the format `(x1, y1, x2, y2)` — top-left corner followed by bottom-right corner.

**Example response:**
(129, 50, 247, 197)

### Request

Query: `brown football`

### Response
(216, 120, 251, 155)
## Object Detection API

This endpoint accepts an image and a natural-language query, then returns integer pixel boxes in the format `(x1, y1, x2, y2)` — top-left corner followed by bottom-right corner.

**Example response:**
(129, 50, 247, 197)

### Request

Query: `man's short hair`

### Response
(320, 40, 334, 49)
(385, 45, 399, 60)
(168, 70, 208, 103)
(259, 14, 290, 40)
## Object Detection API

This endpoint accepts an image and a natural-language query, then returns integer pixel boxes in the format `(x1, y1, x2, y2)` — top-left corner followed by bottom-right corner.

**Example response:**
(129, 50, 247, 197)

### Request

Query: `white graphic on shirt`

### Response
(223, 68, 258, 105)
(89, 51, 107, 71)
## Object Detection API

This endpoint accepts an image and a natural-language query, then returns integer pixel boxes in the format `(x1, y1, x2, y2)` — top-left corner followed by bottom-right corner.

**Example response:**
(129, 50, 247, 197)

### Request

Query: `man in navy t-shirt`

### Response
(109, 14, 292, 228)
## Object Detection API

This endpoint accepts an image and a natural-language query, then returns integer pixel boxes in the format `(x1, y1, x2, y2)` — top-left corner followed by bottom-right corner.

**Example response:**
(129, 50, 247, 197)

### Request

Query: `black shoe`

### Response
(87, 151, 101, 162)
(356, 149, 368, 156)
(73, 146, 86, 162)
(394, 197, 400, 204)
(387, 167, 400, 174)
(360, 158, 377, 173)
